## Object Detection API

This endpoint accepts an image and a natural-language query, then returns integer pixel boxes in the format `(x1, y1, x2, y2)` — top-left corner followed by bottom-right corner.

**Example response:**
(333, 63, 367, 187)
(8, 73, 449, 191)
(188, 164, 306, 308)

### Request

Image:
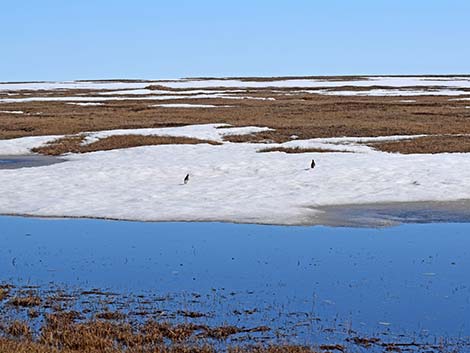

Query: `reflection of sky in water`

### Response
(1, 216, 469, 341)
(0, 156, 64, 169)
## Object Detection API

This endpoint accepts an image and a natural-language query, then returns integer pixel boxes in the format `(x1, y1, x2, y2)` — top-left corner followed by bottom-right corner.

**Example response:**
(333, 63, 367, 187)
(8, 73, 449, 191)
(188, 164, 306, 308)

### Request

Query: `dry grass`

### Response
(222, 131, 285, 144)
(5, 320, 31, 338)
(229, 347, 319, 353)
(0, 314, 294, 353)
(8, 295, 41, 308)
(0, 287, 10, 301)
(0, 94, 467, 144)
(95, 311, 125, 321)
(258, 147, 344, 154)
(32, 135, 221, 156)
(372, 135, 470, 154)
(0, 338, 320, 353)
(31, 135, 86, 156)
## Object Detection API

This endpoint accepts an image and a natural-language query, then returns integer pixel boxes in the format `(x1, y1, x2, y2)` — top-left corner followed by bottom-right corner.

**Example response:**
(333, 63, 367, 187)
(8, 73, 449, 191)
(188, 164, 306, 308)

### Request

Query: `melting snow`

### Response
(2, 77, 470, 98)
(0, 94, 273, 104)
(157, 77, 470, 89)
(314, 89, 468, 96)
(67, 102, 104, 106)
(1, 124, 470, 224)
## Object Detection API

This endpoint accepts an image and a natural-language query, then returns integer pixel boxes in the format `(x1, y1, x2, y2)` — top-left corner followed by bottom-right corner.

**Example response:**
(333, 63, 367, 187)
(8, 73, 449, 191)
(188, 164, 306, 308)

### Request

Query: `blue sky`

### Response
(1, 1, 469, 81)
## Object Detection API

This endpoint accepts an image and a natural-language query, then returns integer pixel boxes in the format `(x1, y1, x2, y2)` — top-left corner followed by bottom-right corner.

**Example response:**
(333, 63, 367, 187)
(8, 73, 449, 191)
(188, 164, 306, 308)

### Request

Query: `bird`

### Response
(183, 174, 190, 184)
(310, 159, 316, 169)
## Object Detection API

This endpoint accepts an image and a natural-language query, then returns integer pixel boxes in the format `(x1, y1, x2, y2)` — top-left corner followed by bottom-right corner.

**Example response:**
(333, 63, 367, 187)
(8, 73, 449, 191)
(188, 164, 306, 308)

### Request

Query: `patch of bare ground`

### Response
(2, 83, 470, 153)
(258, 147, 346, 154)
(371, 135, 470, 154)
(32, 135, 221, 156)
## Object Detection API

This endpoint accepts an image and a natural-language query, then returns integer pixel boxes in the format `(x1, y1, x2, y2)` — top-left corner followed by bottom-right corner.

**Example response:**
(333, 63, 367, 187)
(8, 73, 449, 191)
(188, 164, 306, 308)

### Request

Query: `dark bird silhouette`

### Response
(310, 159, 316, 169)
(183, 174, 190, 184)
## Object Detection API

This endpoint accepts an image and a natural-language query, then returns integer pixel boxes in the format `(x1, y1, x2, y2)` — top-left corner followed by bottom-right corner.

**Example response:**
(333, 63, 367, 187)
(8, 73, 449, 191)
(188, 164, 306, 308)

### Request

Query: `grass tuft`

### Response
(8, 295, 41, 308)
(258, 147, 345, 153)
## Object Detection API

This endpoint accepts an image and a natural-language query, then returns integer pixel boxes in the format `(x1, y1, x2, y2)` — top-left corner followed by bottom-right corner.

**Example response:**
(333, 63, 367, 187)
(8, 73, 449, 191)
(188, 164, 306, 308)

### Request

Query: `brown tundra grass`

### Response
(0, 313, 315, 353)
(32, 135, 221, 156)
(1, 81, 470, 154)
(5, 320, 31, 338)
(8, 295, 41, 308)
(0, 287, 10, 301)
(258, 147, 347, 154)
(372, 135, 470, 154)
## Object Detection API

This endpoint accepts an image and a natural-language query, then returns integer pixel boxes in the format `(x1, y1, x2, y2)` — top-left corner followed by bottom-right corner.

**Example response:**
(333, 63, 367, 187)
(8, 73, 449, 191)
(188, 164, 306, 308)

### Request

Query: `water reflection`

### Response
(0, 155, 64, 169)
(1, 216, 469, 342)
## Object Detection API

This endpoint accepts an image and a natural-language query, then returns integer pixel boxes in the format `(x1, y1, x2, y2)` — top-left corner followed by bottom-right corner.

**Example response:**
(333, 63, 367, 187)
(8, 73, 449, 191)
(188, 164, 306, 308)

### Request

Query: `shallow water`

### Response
(1, 216, 469, 347)
(0, 155, 64, 169)
(316, 200, 470, 227)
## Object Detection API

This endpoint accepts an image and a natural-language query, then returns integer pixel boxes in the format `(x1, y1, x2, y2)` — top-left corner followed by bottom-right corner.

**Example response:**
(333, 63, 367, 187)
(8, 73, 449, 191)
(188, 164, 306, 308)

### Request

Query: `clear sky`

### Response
(1, 0, 469, 81)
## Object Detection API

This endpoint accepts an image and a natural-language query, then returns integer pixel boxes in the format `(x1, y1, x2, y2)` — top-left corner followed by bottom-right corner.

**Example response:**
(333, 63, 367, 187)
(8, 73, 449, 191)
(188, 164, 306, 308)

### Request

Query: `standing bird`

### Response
(310, 159, 316, 169)
(183, 174, 190, 184)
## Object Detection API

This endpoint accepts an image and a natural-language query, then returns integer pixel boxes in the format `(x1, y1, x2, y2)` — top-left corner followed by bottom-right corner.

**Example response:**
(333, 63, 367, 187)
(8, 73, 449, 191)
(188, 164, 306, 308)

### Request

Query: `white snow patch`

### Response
(266, 134, 427, 154)
(0, 110, 24, 114)
(0, 81, 156, 91)
(2, 77, 470, 94)
(161, 77, 470, 89)
(314, 89, 468, 97)
(0, 124, 273, 155)
(151, 104, 228, 108)
(0, 135, 60, 155)
(1, 124, 470, 225)
(99, 89, 162, 95)
(67, 102, 104, 106)
(0, 94, 273, 104)
(81, 124, 272, 145)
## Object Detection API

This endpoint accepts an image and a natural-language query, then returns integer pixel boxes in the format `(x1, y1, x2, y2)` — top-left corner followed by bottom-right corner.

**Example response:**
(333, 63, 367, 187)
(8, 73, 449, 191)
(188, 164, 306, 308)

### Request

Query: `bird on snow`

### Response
(310, 159, 316, 169)
(183, 174, 190, 184)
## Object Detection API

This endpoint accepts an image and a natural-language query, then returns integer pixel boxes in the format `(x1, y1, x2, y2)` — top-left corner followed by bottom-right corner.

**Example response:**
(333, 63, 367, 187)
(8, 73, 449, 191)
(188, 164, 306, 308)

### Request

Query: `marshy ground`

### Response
(1, 217, 470, 352)
(1, 282, 464, 353)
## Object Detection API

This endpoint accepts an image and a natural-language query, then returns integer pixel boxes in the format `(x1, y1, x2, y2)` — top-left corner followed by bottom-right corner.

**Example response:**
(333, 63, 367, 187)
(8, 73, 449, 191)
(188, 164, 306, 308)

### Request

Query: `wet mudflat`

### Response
(0, 216, 469, 351)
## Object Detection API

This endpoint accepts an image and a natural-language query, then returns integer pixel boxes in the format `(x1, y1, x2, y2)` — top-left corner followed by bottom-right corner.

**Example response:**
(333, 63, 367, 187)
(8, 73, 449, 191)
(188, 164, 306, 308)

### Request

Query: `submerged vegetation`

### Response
(0, 283, 468, 353)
